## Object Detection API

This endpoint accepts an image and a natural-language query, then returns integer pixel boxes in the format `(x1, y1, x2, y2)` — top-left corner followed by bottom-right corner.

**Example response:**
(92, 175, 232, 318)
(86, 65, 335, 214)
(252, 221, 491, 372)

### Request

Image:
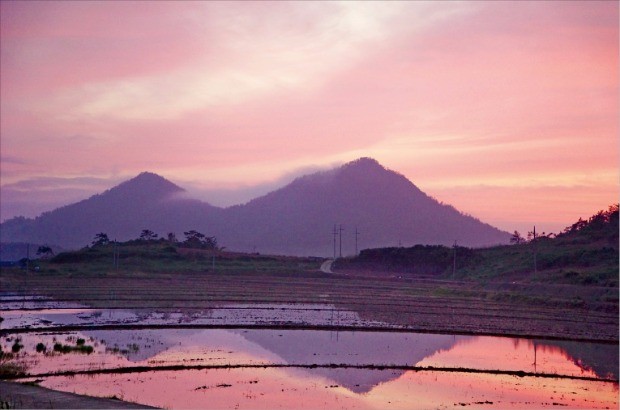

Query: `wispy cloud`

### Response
(1, 175, 120, 191)
(0, 155, 27, 165)
(0, 175, 123, 221)
(181, 162, 337, 207)
(32, 2, 468, 121)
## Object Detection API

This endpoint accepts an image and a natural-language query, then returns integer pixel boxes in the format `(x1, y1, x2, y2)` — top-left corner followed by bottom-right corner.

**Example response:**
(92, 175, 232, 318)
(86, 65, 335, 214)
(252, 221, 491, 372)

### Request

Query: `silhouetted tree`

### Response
(36, 245, 54, 258)
(139, 229, 158, 241)
(182, 230, 218, 250)
(558, 203, 618, 240)
(510, 231, 524, 244)
(563, 218, 587, 234)
(167, 232, 177, 243)
(92, 232, 109, 247)
(203, 236, 218, 250)
(183, 230, 205, 248)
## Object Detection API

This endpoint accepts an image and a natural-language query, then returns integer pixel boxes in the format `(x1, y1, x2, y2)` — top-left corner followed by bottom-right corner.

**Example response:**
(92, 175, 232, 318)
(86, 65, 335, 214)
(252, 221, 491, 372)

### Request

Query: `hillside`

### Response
(335, 204, 619, 286)
(224, 158, 509, 255)
(0, 158, 510, 256)
(0, 172, 224, 250)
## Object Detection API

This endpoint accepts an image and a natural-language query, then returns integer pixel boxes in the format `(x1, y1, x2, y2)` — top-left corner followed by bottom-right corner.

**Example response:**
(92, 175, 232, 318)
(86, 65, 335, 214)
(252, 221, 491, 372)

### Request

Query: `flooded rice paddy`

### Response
(1, 296, 618, 409)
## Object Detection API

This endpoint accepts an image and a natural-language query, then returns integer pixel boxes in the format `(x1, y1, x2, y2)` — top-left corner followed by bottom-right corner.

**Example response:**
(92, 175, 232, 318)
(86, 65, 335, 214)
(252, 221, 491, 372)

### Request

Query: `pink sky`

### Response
(1, 1, 618, 235)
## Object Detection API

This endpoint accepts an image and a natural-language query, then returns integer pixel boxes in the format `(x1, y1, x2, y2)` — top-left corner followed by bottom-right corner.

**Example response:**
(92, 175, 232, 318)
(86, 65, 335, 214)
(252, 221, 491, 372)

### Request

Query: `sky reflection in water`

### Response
(1, 303, 617, 409)
(3, 327, 617, 409)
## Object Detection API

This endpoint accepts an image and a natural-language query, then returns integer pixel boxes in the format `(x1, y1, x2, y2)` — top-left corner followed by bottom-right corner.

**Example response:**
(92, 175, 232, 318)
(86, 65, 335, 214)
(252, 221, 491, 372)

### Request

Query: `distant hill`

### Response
(0, 158, 510, 256)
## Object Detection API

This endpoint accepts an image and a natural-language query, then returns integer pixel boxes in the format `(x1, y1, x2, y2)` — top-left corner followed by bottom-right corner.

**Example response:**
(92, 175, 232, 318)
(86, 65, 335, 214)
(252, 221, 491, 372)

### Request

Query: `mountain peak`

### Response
(107, 172, 184, 199)
(133, 171, 177, 183)
(341, 157, 384, 172)
(334, 157, 412, 190)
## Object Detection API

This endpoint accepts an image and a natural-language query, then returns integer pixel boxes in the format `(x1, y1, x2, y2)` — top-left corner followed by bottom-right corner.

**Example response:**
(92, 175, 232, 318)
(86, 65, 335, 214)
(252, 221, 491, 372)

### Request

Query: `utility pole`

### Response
(332, 225, 338, 259)
(355, 227, 360, 256)
(25, 243, 30, 273)
(533, 225, 537, 276)
(339, 224, 344, 258)
(113, 240, 117, 269)
(23, 243, 29, 308)
(453, 240, 457, 278)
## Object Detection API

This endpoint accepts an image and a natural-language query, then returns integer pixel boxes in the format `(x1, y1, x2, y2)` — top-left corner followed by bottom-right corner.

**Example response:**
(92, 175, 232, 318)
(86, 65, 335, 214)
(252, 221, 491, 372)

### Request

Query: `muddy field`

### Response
(1, 268, 618, 409)
(1, 269, 617, 342)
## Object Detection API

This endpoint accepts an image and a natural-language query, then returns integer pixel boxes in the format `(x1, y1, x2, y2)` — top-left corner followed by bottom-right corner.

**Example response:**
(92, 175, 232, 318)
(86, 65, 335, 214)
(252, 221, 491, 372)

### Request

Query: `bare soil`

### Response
(1, 269, 617, 342)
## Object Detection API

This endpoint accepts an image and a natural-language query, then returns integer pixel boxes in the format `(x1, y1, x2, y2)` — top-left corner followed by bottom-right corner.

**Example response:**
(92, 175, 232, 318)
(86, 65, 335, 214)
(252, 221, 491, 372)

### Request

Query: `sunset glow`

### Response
(1, 1, 617, 234)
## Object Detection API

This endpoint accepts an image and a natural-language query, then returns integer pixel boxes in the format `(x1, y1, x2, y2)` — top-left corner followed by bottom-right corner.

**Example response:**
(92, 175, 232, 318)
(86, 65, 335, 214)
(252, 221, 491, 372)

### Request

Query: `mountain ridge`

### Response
(0, 158, 510, 255)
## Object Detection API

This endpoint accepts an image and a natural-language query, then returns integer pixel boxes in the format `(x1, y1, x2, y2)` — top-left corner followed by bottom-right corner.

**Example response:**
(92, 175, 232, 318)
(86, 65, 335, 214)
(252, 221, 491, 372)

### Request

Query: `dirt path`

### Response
(320, 259, 334, 273)
(0, 381, 156, 409)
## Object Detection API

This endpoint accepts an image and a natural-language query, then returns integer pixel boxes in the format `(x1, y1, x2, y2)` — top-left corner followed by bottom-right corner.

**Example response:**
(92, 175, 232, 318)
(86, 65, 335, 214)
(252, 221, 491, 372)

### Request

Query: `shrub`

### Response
(11, 340, 23, 353)
(53, 342, 94, 354)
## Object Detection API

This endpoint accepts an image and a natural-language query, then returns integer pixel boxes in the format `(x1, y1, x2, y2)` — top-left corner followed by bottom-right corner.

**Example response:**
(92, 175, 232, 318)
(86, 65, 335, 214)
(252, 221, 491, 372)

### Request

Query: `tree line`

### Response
(509, 203, 619, 245)
(91, 229, 220, 250)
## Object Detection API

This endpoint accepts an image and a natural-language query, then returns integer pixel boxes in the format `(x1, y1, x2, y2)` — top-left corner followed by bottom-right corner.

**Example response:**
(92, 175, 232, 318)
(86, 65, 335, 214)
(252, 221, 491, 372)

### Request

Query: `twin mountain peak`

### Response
(1, 158, 510, 255)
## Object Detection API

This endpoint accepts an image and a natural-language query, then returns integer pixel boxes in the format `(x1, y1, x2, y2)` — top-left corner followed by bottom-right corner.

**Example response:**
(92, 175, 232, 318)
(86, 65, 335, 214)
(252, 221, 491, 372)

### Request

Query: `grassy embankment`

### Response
(336, 204, 619, 287)
(25, 242, 320, 277)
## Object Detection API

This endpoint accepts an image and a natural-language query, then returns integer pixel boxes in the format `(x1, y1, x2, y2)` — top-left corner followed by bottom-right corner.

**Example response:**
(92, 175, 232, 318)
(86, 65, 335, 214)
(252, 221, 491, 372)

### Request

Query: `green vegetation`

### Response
(337, 204, 619, 286)
(15, 239, 319, 277)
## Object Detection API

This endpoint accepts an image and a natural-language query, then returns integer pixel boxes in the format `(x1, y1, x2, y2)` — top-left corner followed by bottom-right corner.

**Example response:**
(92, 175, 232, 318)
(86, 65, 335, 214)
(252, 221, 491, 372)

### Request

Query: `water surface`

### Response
(1, 299, 617, 409)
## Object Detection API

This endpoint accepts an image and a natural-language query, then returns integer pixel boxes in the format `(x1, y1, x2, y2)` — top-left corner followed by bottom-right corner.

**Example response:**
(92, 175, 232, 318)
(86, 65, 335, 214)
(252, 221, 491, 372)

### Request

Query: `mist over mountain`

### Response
(0, 159, 510, 256)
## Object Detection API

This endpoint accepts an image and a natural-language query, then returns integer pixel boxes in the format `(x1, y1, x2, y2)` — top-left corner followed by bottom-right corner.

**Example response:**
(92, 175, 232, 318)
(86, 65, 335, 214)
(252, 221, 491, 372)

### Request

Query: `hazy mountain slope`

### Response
(1, 159, 510, 255)
(224, 158, 509, 255)
(0, 172, 223, 248)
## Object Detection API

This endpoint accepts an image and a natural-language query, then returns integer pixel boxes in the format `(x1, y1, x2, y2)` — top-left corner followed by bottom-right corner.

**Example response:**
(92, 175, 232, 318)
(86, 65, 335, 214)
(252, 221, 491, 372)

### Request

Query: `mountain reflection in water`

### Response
(8, 327, 615, 389)
(534, 339, 618, 380)
(2, 301, 617, 388)
(232, 329, 466, 393)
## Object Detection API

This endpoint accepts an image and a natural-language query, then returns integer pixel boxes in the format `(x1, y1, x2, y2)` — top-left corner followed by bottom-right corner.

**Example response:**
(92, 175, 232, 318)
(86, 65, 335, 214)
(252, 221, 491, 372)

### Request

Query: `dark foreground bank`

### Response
(0, 381, 157, 409)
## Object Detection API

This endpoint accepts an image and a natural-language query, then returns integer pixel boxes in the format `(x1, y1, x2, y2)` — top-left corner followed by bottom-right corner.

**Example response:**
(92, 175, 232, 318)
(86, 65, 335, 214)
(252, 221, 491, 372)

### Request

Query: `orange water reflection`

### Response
(39, 367, 618, 409)
(371, 370, 618, 409)
(418, 336, 604, 379)
(7, 329, 616, 380)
